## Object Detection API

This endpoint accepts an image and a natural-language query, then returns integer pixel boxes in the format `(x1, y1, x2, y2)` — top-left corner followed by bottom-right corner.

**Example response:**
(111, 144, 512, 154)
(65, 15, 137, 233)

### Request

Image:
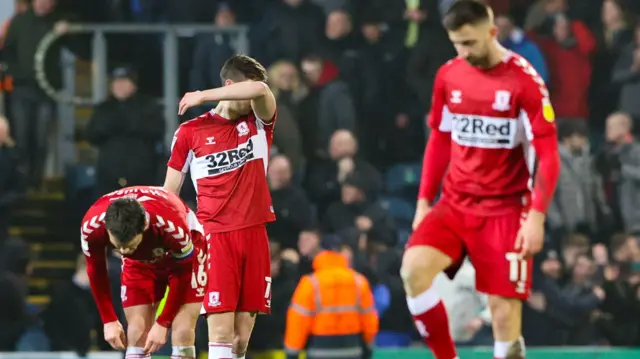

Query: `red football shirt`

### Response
(81, 185, 203, 324)
(426, 52, 558, 214)
(167, 110, 276, 232)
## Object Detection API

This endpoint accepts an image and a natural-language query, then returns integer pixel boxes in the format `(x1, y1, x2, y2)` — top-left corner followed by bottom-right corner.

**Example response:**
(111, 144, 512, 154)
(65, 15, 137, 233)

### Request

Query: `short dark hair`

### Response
(558, 120, 588, 140)
(442, 0, 492, 31)
(220, 54, 268, 83)
(104, 198, 146, 244)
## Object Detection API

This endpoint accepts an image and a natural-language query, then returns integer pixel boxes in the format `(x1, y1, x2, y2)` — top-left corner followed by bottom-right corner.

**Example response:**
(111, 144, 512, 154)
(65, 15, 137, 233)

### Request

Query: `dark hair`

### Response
(220, 54, 268, 83)
(442, 0, 492, 31)
(104, 198, 146, 244)
(558, 120, 588, 140)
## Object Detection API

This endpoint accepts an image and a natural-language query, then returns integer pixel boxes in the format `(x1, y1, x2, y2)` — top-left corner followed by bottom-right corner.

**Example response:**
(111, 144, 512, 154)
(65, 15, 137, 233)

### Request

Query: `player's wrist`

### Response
(417, 198, 430, 208)
(155, 319, 170, 329)
(528, 209, 546, 223)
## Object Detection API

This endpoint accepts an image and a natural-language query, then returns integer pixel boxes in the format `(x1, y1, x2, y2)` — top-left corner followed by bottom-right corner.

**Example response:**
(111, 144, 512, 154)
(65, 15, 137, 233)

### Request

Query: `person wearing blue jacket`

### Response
(496, 14, 549, 84)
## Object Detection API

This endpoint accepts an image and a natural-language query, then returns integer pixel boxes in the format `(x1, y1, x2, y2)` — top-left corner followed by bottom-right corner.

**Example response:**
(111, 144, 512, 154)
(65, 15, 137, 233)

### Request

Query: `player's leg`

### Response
(401, 203, 464, 359)
(121, 263, 160, 359)
(203, 231, 243, 359)
(468, 211, 532, 359)
(234, 225, 271, 358)
(169, 238, 207, 359)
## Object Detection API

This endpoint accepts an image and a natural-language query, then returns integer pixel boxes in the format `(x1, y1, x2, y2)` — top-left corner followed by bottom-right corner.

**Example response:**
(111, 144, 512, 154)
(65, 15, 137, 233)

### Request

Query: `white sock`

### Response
(494, 336, 526, 358)
(233, 352, 246, 359)
(125, 346, 149, 358)
(171, 345, 196, 359)
(209, 342, 233, 359)
(405, 286, 440, 315)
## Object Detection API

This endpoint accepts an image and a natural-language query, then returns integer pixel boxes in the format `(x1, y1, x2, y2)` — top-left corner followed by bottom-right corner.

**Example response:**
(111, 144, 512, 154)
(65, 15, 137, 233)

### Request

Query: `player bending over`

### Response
(165, 54, 277, 359)
(401, 2, 560, 359)
(81, 186, 206, 359)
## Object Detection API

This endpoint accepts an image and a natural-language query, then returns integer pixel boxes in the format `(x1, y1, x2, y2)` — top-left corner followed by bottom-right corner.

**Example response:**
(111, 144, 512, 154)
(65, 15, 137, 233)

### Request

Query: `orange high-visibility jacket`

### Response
(284, 250, 379, 359)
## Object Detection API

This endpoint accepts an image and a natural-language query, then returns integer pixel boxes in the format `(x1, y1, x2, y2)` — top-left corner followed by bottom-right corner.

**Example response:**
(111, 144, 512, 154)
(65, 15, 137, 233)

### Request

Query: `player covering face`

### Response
(82, 186, 206, 359)
(165, 54, 277, 359)
(401, 1, 560, 359)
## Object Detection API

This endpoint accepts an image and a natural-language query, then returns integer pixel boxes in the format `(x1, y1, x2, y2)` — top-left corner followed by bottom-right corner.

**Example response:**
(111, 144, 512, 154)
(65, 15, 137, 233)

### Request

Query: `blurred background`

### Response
(0, 0, 639, 358)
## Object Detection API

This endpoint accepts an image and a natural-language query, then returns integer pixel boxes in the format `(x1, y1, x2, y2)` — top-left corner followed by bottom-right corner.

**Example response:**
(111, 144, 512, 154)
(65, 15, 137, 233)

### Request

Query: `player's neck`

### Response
(485, 42, 509, 68)
(214, 102, 242, 120)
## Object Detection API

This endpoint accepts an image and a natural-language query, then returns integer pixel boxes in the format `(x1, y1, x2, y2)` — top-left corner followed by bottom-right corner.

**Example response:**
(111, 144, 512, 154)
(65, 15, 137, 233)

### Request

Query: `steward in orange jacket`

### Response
(284, 250, 379, 359)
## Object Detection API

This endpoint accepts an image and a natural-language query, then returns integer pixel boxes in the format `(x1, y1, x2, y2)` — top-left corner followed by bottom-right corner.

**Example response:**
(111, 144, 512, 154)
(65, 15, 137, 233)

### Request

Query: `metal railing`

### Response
(34, 23, 250, 173)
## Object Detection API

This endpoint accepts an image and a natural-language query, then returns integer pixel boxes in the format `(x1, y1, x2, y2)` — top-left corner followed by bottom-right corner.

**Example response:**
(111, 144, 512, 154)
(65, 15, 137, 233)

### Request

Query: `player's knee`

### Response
(171, 324, 195, 346)
(489, 296, 521, 333)
(127, 319, 149, 345)
(207, 313, 235, 343)
(400, 246, 449, 295)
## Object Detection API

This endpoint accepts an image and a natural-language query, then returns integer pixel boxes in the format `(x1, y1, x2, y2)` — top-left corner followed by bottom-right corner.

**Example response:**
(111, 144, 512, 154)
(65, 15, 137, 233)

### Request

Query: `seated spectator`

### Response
(43, 254, 107, 355)
(0, 238, 36, 351)
(322, 171, 394, 239)
(267, 155, 315, 250)
(305, 130, 381, 216)
(495, 14, 549, 83)
(0, 115, 26, 245)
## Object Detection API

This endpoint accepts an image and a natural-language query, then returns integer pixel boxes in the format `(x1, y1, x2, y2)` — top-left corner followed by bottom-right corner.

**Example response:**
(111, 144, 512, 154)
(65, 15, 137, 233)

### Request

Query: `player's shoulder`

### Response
(177, 112, 211, 131)
(81, 197, 107, 232)
(436, 57, 465, 79)
(504, 52, 545, 88)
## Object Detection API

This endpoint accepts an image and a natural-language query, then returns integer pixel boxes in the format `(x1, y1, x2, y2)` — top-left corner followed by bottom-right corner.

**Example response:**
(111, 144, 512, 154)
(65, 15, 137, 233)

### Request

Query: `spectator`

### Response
(3, 0, 69, 188)
(598, 112, 640, 234)
(297, 229, 323, 275)
(0, 115, 25, 245)
(305, 130, 380, 216)
(267, 60, 307, 171)
(267, 155, 315, 250)
(590, 0, 634, 135)
(547, 121, 611, 241)
(255, 0, 325, 66)
(0, 0, 29, 47)
(42, 254, 105, 355)
(187, 2, 236, 116)
(86, 66, 165, 195)
(432, 259, 492, 346)
(298, 55, 357, 162)
(0, 238, 36, 350)
(322, 171, 395, 239)
(529, 12, 596, 122)
(495, 14, 549, 83)
(612, 23, 640, 128)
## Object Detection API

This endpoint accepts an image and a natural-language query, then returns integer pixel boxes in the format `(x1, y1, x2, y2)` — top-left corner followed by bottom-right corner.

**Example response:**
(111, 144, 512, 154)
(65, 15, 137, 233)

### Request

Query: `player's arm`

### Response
(179, 82, 277, 122)
(165, 127, 190, 195)
(519, 72, 561, 218)
(418, 66, 451, 207)
(81, 228, 118, 324)
(155, 225, 195, 328)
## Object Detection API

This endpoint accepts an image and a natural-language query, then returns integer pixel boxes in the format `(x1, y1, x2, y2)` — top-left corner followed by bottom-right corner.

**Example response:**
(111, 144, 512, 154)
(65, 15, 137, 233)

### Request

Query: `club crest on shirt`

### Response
(492, 90, 511, 111)
(236, 122, 249, 136)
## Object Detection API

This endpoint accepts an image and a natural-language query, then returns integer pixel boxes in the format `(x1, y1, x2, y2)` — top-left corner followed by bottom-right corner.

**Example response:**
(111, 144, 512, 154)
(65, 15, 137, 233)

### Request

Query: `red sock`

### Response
(407, 289, 458, 359)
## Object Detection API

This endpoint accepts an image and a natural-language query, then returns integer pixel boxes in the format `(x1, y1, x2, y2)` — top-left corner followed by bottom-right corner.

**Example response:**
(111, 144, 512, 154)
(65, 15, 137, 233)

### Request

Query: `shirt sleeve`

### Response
(167, 125, 193, 173)
(517, 63, 560, 213)
(81, 213, 118, 324)
(419, 65, 452, 201)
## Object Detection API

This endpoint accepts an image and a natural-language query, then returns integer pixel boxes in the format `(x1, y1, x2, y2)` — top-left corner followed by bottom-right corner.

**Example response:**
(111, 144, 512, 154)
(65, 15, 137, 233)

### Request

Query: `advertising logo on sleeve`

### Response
(542, 98, 555, 123)
(452, 114, 519, 149)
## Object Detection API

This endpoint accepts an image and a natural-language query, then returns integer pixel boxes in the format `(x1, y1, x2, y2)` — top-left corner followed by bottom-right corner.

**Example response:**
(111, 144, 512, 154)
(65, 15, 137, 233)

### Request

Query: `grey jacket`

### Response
(612, 44, 640, 118)
(547, 146, 610, 233)
(615, 141, 640, 233)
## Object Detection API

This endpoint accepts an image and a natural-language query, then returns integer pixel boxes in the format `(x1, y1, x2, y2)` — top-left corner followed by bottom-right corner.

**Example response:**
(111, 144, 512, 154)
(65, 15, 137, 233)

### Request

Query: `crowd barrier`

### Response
(2, 348, 640, 359)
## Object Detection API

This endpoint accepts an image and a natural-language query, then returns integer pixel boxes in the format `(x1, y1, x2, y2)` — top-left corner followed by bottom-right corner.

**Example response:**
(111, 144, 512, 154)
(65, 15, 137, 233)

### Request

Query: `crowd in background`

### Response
(0, 0, 640, 355)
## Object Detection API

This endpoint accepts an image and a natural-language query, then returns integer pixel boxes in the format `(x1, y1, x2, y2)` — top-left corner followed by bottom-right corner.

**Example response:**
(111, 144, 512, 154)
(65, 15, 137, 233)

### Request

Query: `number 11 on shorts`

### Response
(505, 252, 527, 294)
(264, 276, 272, 308)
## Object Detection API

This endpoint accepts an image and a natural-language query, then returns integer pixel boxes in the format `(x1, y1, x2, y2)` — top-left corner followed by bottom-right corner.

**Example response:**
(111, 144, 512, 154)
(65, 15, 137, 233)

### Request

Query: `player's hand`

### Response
(412, 199, 431, 231)
(464, 317, 484, 336)
(103, 321, 126, 350)
(144, 323, 169, 354)
(514, 210, 545, 259)
(178, 91, 205, 115)
(526, 292, 546, 312)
